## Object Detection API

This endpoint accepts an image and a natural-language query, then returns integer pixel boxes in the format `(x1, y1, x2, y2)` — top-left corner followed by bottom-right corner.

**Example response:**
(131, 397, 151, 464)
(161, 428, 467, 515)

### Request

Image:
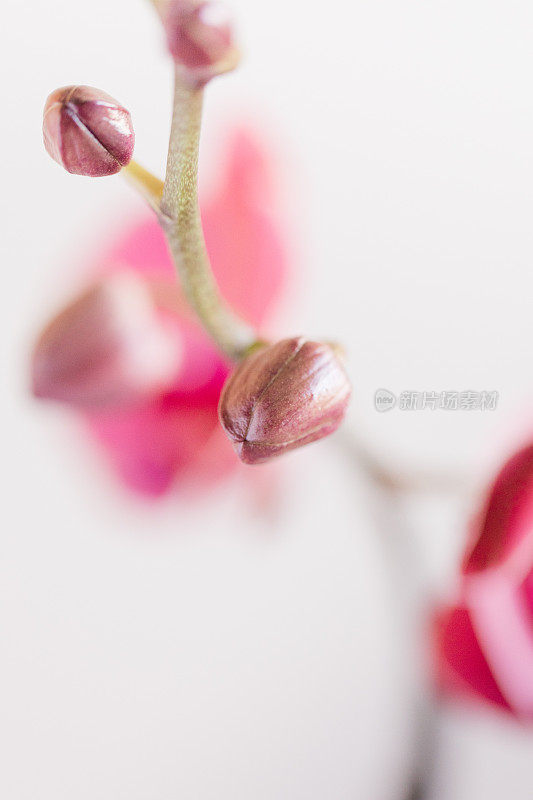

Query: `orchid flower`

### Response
(435, 443, 533, 718)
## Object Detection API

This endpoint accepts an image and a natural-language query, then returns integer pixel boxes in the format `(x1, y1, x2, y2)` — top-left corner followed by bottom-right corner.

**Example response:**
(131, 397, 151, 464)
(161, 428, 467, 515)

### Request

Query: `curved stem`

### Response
(159, 70, 259, 360)
(122, 160, 163, 213)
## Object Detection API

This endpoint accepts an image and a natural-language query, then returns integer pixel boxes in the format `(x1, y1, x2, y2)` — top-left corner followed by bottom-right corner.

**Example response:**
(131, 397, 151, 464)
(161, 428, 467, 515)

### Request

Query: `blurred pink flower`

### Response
(32, 129, 288, 496)
(435, 443, 533, 718)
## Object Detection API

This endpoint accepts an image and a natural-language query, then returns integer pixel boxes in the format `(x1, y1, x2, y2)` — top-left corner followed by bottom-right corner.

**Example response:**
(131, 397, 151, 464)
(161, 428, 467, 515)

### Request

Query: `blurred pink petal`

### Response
(462, 444, 533, 574)
(435, 606, 510, 711)
(435, 443, 533, 718)
(202, 129, 287, 326)
(466, 571, 533, 716)
(87, 398, 231, 497)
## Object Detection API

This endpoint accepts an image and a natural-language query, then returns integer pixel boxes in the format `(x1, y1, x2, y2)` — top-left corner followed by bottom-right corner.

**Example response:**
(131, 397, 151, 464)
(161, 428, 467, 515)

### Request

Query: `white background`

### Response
(2, 0, 533, 798)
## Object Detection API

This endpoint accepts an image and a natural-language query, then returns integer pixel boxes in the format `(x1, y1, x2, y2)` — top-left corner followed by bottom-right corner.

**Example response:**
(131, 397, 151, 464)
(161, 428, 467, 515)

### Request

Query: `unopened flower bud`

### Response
(162, 0, 240, 86)
(43, 85, 135, 176)
(31, 274, 181, 408)
(218, 337, 352, 464)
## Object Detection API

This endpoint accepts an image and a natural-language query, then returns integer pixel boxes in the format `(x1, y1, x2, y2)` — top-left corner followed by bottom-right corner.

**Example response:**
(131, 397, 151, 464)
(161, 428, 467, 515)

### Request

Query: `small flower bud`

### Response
(162, 0, 240, 86)
(43, 85, 135, 176)
(218, 337, 352, 464)
(31, 274, 181, 408)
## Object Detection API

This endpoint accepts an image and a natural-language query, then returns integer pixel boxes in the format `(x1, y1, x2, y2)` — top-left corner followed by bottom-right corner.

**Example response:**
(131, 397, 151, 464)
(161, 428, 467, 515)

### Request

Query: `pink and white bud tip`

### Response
(218, 337, 352, 465)
(162, 0, 240, 86)
(43, 85, 135, 177)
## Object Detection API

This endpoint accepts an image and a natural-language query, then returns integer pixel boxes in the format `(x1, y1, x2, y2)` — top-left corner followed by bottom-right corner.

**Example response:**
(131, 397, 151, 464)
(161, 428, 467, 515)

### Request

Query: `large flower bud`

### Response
(31, 274, 181, 408)
(161, 1, 240, 86)
(43, 85, 135, 176)
(218, 337, 352, 464)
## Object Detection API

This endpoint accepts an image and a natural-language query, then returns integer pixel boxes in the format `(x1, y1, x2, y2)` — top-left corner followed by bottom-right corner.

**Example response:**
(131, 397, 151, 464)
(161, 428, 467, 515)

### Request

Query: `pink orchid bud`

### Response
(31, 274, 181, 409)
(218, 337, 352, 464)
(43, 85, 135, 176)
(162, 1, 240, 86)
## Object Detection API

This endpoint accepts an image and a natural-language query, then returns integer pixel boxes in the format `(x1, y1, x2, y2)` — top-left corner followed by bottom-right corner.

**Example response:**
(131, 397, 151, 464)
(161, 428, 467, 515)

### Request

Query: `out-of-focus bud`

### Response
(31, 274, 181, 408)
(43, 85, 135, 176)
(218, 337, 352, 464)
(161, 0, 240, 86)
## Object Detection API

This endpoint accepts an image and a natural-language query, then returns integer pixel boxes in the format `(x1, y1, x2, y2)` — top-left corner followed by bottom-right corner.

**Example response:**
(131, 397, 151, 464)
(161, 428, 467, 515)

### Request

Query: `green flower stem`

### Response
(158, 70, 259, 360)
